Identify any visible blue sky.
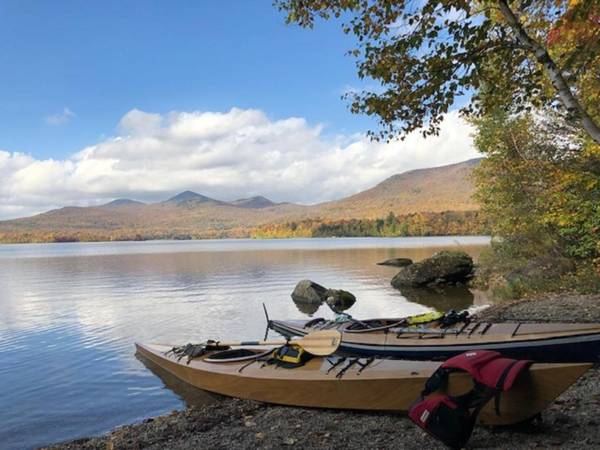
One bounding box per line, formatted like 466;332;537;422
0;1;370;159
0;1;478;219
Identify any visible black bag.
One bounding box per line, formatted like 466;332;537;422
409;395;475;449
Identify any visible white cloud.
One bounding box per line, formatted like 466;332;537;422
45;107;76;126
0;107;480;219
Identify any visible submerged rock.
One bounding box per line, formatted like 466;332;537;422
291;280;328;304
391;250;474;288
325;289;356;312
377;257;413;267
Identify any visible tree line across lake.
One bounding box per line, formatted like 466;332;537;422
251;211;486;239
0;210;486;243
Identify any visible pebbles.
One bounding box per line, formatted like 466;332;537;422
477;293;600;323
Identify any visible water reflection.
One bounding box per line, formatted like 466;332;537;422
292;299;322;315
398;285;475;312
0;237;489;450
136;353;224;408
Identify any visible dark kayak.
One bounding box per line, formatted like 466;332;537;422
269;317;600;362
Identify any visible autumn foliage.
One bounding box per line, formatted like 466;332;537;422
251;211;487;239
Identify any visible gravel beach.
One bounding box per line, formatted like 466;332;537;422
46;293;600;450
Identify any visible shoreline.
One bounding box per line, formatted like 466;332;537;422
46;293;600;450
0;235;491;246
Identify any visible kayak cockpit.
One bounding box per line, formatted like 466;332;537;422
299;317;407;333
204;348;273;363
343;318;407;332
137;343;273;364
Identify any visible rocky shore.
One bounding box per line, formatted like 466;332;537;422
47;293;600;450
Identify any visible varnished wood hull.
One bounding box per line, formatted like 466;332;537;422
270;319;600;362
135;342;591;426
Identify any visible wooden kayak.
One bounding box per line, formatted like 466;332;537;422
135;342;591;426
269;318;600;362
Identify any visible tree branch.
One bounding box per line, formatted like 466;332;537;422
497;0;600;144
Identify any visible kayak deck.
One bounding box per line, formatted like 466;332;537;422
270;319;600;362
136;342;591;426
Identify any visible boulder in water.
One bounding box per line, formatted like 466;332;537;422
391;251;474;288
325;289;356;312
377;257;413;267
291;280;328;304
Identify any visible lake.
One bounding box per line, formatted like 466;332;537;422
0;236;490;450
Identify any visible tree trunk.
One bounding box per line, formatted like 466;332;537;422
497;0;600;145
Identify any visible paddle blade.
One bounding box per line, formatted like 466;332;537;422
298;330;341;356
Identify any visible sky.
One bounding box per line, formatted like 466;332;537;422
0;1;480;219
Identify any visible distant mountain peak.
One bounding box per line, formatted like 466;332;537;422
376;158;482;187
101;198;145;207
231;196;276;208
0;158;481;242
165;191;219;204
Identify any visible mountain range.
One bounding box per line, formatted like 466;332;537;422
0;158;481;242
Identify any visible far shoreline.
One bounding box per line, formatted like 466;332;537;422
0;234;492;247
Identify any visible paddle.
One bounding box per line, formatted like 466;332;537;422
210;329;342;356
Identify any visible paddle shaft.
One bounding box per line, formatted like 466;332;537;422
219;339;289;347
211;330;342;356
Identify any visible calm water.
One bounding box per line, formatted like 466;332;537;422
0;236;490;449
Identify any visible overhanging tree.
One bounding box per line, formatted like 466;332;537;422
275;0;600;144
